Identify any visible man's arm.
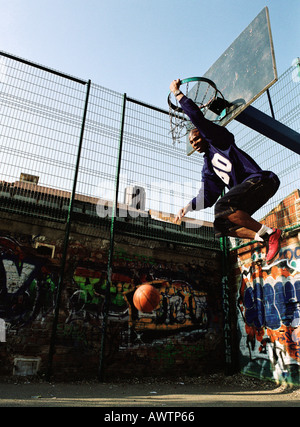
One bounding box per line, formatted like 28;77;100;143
175;202;193;224
170;79;185;102
170;79;234;149
175;177;225;224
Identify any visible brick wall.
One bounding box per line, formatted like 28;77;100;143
230;190;300;385
0;211;224;380
261;190;300;229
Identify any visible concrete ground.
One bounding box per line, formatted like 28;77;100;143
0;374;299;408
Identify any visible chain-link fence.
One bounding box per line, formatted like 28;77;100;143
227;60;300;248
0;51;219;251
0;50;299;379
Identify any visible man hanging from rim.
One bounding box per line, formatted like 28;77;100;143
170;79;282;264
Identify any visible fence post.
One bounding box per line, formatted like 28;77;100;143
98;93;127;382
46;79;92;381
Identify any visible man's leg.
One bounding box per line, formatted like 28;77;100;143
223;209;282;263
214;174;282;263
225;210;262;239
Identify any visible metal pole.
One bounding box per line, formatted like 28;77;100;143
46;80;91;381
98;93;127;382
266;89;276;119
236;105;300;155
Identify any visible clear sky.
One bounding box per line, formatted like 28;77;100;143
0;0;299;110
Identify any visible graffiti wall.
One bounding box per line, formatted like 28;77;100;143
236;235;300;385
0;236;58;327
0;234;224;379
59;246;224;378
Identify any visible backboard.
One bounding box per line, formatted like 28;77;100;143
187;7;277;155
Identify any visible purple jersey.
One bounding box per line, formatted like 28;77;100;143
179;95;277;210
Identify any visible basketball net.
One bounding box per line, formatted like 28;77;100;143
168;77;226;145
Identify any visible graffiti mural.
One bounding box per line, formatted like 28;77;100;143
0;234;223;377
0;235;221;335
0;236;58;327
124;280;208;344
68;255;220;350
237;239;300;384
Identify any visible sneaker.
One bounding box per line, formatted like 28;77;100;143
264;228;282;264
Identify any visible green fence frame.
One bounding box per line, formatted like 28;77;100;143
0;50;298;380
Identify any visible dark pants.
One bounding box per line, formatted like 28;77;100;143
214;173;280;238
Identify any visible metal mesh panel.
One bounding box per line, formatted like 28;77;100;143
68;85;219;249
227;61;300;241
115;96;218;248
75;84;124;197
0;50;299;380
0;52;88;222
0;51;298;249
69;83;124;233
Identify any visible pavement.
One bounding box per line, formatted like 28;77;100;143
0;374;300;408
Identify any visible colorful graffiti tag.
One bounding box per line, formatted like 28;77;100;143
0;237;57;327
237;240;300;384
0;236;222;356
70;264;214;349
125;279;208;337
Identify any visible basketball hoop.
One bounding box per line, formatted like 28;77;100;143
168;77;227;145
